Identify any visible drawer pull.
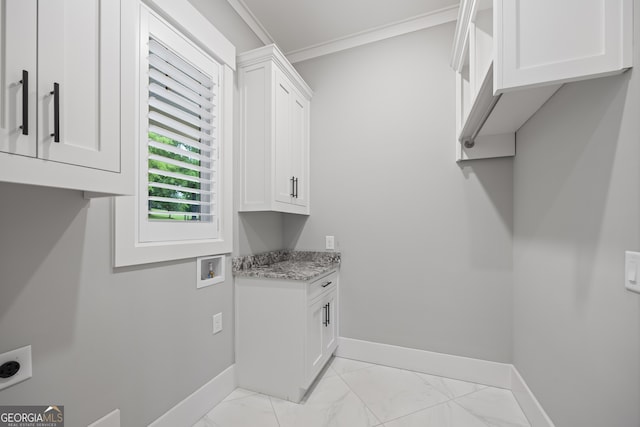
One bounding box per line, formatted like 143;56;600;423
321;281;332;288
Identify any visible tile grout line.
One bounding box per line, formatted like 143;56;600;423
330;363;384;426
337;360;474;425
408;370;457;403
267;396;283;427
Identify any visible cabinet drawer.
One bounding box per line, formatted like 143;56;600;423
308;271;337;303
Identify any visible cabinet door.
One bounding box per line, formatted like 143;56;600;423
0;0;37;157
306;297;325;381
290;91;308;207
37;0;120;172
496;0;632;92
323;292;337;354
274;71;293;204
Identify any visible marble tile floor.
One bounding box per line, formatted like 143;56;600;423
193;357;531;427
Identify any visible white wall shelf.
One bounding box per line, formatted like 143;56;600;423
451;0;633;162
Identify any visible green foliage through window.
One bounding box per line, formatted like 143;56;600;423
148;131;203;221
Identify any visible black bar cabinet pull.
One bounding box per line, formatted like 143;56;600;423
290;177;295;197
327;302;330;325
321;281;332;288
294;177;298;198
323;304;328;327
50;83;60;142
19;70;28;135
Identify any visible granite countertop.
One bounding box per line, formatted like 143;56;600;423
233;250;340;281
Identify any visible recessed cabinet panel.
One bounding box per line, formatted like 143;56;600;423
306;298;325;380
37;0;120;172
291;93;308;207
0;0;37;157
323;293;337;353
497;0;631;92
242;65;268;206
274;73;293;204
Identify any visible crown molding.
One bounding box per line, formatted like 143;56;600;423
285;5;459;64
237;44;313;99
226;0;274;45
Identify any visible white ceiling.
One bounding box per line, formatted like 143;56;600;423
239;0;460;53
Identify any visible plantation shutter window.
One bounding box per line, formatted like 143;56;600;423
139;13;222;243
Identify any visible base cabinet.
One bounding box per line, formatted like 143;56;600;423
236;270;338;402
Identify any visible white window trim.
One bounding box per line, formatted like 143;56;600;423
114;0;234;267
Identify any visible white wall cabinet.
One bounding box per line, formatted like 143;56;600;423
236;270;338;402
238;44;312;215
451;0;632;161
0;0;133;195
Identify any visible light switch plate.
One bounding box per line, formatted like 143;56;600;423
325;236;335;250
213;313;222;334
625;251;640;294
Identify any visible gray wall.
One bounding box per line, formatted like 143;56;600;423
288;23;514;362
0;2;265;426
513;18;640;427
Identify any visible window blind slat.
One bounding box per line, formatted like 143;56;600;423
149;69;214;110
149;196;212;207
149;181;205;195
148;140;211;162
148;153;214;175
148;210;214;219
149;96;214;130
149;110;213;141
149;54;214;98
149;125;214;152
148;168;212;184
149;39;214;88
149;82;211;119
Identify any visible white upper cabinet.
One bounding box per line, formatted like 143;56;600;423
238;44;312;215
0;1;37;158
37;0;120;172
0;0;133;195
451;0;632;161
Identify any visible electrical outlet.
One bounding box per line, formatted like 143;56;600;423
325;236;335;250
213;313;222;334
0;345;32;391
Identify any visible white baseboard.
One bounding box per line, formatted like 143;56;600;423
88;409;120;427
149;364;236;427
511;366;556;427
336;337;512;389
336;337;555;427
